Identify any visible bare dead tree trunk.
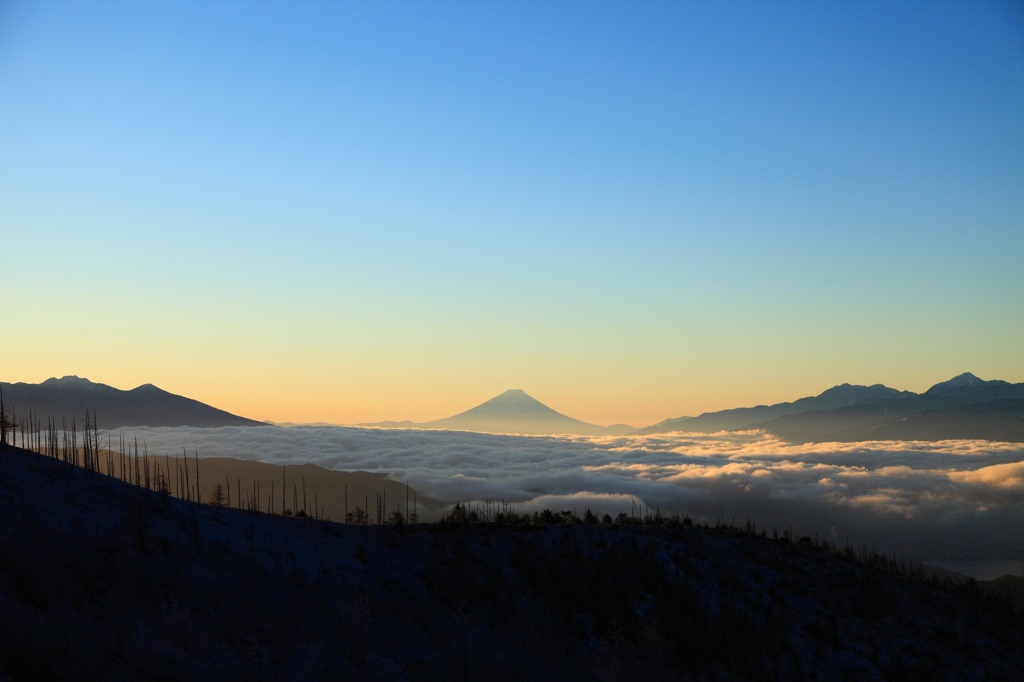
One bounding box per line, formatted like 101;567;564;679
71;419;78;467
83;410;91;471
183;448;190;502
193;448;200;504
0;384;7;446
144;443;150;491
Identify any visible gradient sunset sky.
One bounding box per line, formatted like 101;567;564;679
2;1;1022;427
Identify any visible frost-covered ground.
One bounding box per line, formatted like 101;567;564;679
2;441;1023;681
109;425;1024;562
6;440;1024;679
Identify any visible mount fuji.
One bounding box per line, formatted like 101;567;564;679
366;389;633;436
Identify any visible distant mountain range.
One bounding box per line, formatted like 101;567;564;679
362;388;635;436
638;373;1024;443
4;373;1021;442
635;383;916;435
0;376;264;430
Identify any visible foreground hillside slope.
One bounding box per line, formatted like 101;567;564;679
1;444;1022;680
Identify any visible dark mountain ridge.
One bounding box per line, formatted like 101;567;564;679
757;374;1024;442
635;382;915;435
0;375;264;429
1;442;1021;680
638;373;1024;442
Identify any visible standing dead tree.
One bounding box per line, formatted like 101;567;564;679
0;385;12;446
208;483;227;507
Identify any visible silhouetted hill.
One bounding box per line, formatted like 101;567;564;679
0;376;264;429
988;574;1024;613
758;404;911;443
353;419;418;429
101;452;445;521
1;443;1022;680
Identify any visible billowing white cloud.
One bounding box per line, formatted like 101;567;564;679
111;425;1024;560
950;461;1024;488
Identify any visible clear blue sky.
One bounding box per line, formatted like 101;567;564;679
2;1;1022;425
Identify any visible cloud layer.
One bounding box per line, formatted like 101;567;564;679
114;425;1024;560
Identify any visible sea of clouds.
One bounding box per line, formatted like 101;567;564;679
113;425;1024;561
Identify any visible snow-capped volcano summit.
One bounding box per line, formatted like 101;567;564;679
422;389;613;435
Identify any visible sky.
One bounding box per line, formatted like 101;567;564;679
2;1;1022;427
